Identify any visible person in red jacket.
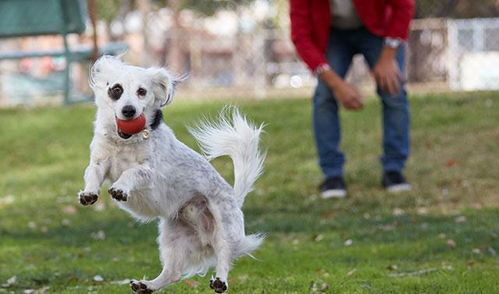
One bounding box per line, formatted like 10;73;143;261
290;0;415;198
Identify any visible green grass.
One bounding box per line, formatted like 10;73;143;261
0;92;498;293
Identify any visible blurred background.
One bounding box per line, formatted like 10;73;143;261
0;0;498;106
1;2;498;293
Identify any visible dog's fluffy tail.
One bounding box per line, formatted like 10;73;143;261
189;106;265;207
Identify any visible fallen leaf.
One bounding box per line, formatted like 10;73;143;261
387;264;398;271
314;234;324;242
62;205;77;215
442;264;454;271
237;274;249;282
388;268;438;278
445;160;458;167
94;202;106;211
416;207;429;215
111;279;131;285
0;195;15;208
184;280;200;287
2;276;17;288
346;268;356;276
320;213;335;220
93;275;104;282
28;222;37;229
8;276;17;284
91;231;106;240
393;208;404;216
309;280;329;293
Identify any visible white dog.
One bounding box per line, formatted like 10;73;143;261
79;56;265;293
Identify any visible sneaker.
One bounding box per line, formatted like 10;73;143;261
319;176;346;199
382;171;412;192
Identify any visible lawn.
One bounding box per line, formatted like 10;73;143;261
0;91;498;293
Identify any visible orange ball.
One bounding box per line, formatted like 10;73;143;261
116;114;146;134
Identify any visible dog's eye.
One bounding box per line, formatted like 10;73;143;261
108;84;123;100
137;87;147;96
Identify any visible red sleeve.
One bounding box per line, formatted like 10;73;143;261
385;0;415;40
289;0;328;72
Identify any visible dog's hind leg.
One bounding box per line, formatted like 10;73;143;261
130;219;198;293
208;199;246;293
210;237;231;293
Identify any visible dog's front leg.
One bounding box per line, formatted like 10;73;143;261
79;161;108;206
108;164;152;202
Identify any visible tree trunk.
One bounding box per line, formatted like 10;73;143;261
164;0;184;73
137;0;152;66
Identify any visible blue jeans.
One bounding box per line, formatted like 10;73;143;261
313;27;410;178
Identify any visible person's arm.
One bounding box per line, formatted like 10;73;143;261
290;0;362;109
289;0;327;72
385;0;415;40
373;0;415;96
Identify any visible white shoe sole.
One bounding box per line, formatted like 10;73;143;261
387;183;412;193
321;189;347;199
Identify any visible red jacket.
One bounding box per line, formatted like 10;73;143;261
290;0;415;72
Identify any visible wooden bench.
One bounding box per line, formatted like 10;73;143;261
0;0;128;104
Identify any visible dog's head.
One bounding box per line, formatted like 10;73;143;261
90;56;182;137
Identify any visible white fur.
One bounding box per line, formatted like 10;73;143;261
79;56;265;293
188;106;265;207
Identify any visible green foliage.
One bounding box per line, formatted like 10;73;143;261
0;92;498;293
416;0;499;19
150;0;253;16
180;0;252;16
96;0;125;22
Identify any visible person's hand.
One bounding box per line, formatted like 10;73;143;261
319;67;363;110
373;47;402;96
330;80;363;110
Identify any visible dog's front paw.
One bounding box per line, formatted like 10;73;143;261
130;280;153;294
108;187;128;202
210;277;228;293
79;191;98;206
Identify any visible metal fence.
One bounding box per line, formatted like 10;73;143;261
0;0;498;106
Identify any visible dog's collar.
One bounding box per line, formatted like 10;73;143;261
115;109;163;142
150;109;163;131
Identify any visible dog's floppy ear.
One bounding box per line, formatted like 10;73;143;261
90;55;125;89
148;68;187;107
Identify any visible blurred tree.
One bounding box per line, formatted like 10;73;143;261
96;0;132;40
152;0;257;72
153;0;252;16
416;0;499;19
96;0;122;22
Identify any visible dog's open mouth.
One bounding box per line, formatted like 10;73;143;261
117;130;133;139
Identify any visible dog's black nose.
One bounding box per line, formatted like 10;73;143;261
122;105;136;118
